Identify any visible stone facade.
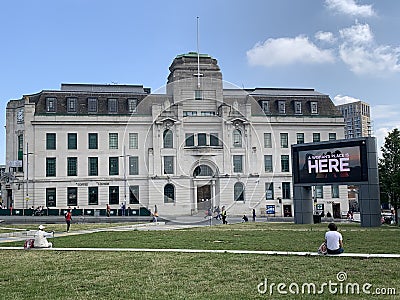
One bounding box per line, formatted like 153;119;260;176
4;52;347;217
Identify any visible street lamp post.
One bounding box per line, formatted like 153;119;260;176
25;143;34;210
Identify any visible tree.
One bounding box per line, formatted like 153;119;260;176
379;128;400;225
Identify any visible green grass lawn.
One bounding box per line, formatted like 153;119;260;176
1;222;399;300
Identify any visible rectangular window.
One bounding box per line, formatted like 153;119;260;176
67;98;77;113
201;111;215;116
164;156;174;174
46;158;56;177
109;186;119;205
67;157;77;176
46;188;56;207
109;133;118;149
233;130;242;147
185;133;195;146
198;133;207;146
261;100;270;114
233;155;243;173
46;97;56;112
109;157;119;175
210;133;219;146
183;111;197;117
88;187;98;205
67;187;78;207
278;100;286;114
264;155;273;172
46;133;56;150
264;133;272;148
129;133;138;149
68;133;77;150
129;156;139;175
311;101;318;114
88;157;98;176
313;133;321;142
295;101;302;114
331;185;339;198
88;133;98;149
329;133;337;141
128;98;138;113
18;135;23;171
296;133;304;144
316;186;323;198
108;98;118;113
280;133;288;148
129;185;139;204
266;182;274;200
282;182;291;199
195;90;202;100
281;155;290;172
88;98;98;113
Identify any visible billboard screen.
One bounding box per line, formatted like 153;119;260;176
292;139;369;184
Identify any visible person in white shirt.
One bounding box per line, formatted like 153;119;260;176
34;225;53;248
325;223;344;254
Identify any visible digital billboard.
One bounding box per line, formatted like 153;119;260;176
292;139;369;184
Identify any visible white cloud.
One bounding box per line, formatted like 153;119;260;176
247;35;335;67
371;104;400;121
333;94;361;105
339;23;373;45
315;31;336;44
338;23;400;75
325;0;376;17
369;105;400;156
339;43;400;75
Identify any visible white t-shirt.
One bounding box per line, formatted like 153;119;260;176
34;230;53;248
325;231;343;250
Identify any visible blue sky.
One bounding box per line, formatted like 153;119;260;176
1;0;400;164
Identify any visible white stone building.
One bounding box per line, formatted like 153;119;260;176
5;52;347;217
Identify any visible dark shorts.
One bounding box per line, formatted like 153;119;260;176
327;248;344;254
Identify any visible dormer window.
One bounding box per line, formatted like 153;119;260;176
278;101;286;114
311;101;318;114
108;98;118;113
260;100;270;114
128;98;138;113
67;98;77;113
295;101;302;114
88;98;98;113
46;97;56;112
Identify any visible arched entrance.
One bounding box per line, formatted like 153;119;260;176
192;163;218;214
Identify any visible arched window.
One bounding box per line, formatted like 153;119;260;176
234;182;245;201
233;129;242;147
193;165;214;177
163;129;173;148
164;184;175;203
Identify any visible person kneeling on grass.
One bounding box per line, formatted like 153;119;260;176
34;225;54;248
325;222;344;254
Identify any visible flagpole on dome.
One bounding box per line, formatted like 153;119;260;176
196;16;200;89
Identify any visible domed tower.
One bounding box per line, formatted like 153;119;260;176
166;52;223;110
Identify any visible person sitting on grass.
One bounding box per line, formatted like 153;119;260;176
34;225;53;248
325;222;344;254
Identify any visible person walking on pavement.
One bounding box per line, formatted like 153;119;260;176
252;208;256;222
106;204;111;217
221;206;227;224
65;209;72;232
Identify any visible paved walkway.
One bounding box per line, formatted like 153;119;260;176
0;246;399;258
0;222;199;243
